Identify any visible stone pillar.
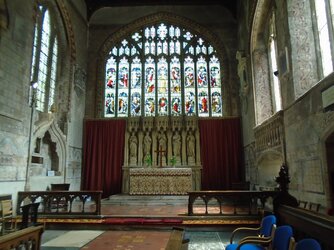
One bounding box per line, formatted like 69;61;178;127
152;131;157;166
181;130;187;166
252;47;272;124
167;130;173;166
138;131;143;166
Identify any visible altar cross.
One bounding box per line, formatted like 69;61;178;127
155;145;166;167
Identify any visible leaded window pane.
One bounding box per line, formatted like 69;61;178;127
104;22;223;118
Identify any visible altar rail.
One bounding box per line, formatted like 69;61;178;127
0;225;44;250
188;190;278;216
16;191;102;216
277;205;334;250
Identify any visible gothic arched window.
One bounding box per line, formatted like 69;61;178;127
268;12;282;112
104;23;222;118
30;4;59;112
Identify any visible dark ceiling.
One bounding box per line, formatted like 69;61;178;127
85;0;237;20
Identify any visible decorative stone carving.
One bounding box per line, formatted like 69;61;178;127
172;132;181;164
186;132;196;164
122;116;202;193
288;0;318;98
74;65;87;96
129;133;138;165
236;51;249;114
252;47;273;124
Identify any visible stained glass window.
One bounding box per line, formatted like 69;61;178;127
104;22;223;117
30;5;59;113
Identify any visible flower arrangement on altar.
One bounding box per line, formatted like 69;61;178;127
144;154;152;167
169;156;177;167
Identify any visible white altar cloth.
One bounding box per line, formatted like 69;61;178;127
129;168;192;195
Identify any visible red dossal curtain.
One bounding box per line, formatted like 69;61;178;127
199;118;243;190
82;119;126;198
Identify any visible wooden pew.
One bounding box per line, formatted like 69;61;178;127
0;225;44;250
277;205;334;250
166;227;189;250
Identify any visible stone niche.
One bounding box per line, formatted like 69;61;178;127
122;116;202;193
29;113;67;189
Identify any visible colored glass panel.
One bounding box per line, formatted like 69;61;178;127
210;56;221;87
118;58;129;88
106;57;116;89
197;56;208;87
131;57;141;89
131;92;141;116
184;57;195;87
170;57;181;93
118;91;128;117
185;90;196;116
145;97;155;116
145;57;155;116
198;90;209;117
105;90;115;117
157;57;168;115
211;90;222;116
104;22;223;118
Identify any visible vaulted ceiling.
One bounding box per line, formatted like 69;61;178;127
84;0;237;20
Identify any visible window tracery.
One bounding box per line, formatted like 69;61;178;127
104;22;223;118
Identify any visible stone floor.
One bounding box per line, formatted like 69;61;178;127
40;228;246;250
40;195;253;249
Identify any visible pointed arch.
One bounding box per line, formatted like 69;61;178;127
95;12;230;118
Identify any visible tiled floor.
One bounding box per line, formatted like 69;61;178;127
41;229;243;250
40;195;252;249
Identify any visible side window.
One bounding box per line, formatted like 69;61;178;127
30;5;58;112
268;12;282;112
313;0;334;78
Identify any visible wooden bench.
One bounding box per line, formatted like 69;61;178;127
165;227;189;250
0;195;16;235
0;225;44;250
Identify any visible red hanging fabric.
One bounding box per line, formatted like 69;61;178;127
199;118;243;190
82;119;126;198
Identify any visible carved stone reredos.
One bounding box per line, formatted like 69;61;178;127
155;116;169;132
171;116;184;131
128;117;140;132
142;117;154;132
185;116;198;131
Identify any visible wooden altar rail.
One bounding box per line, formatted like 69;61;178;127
277;205;334;250
16;191;102;216
187;190;278;216
0;225;44;250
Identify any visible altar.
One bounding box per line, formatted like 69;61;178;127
129;168;192;195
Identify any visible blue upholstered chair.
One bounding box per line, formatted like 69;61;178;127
228;215;276;246
294;238;321;250
226;225;293;250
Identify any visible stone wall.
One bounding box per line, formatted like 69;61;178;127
238;0;334;209
0;0;87;199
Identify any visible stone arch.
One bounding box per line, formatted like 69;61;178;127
256;149;283;189
32;0;76;128
95;11;230;117
320;112;334;208
250;0;274;125
33;114;67;176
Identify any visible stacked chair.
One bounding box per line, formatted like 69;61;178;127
226;215;277;250
291;238;322;250
225;213;322;250
226;224;293;250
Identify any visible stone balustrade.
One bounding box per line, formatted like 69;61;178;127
254;111;284;153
